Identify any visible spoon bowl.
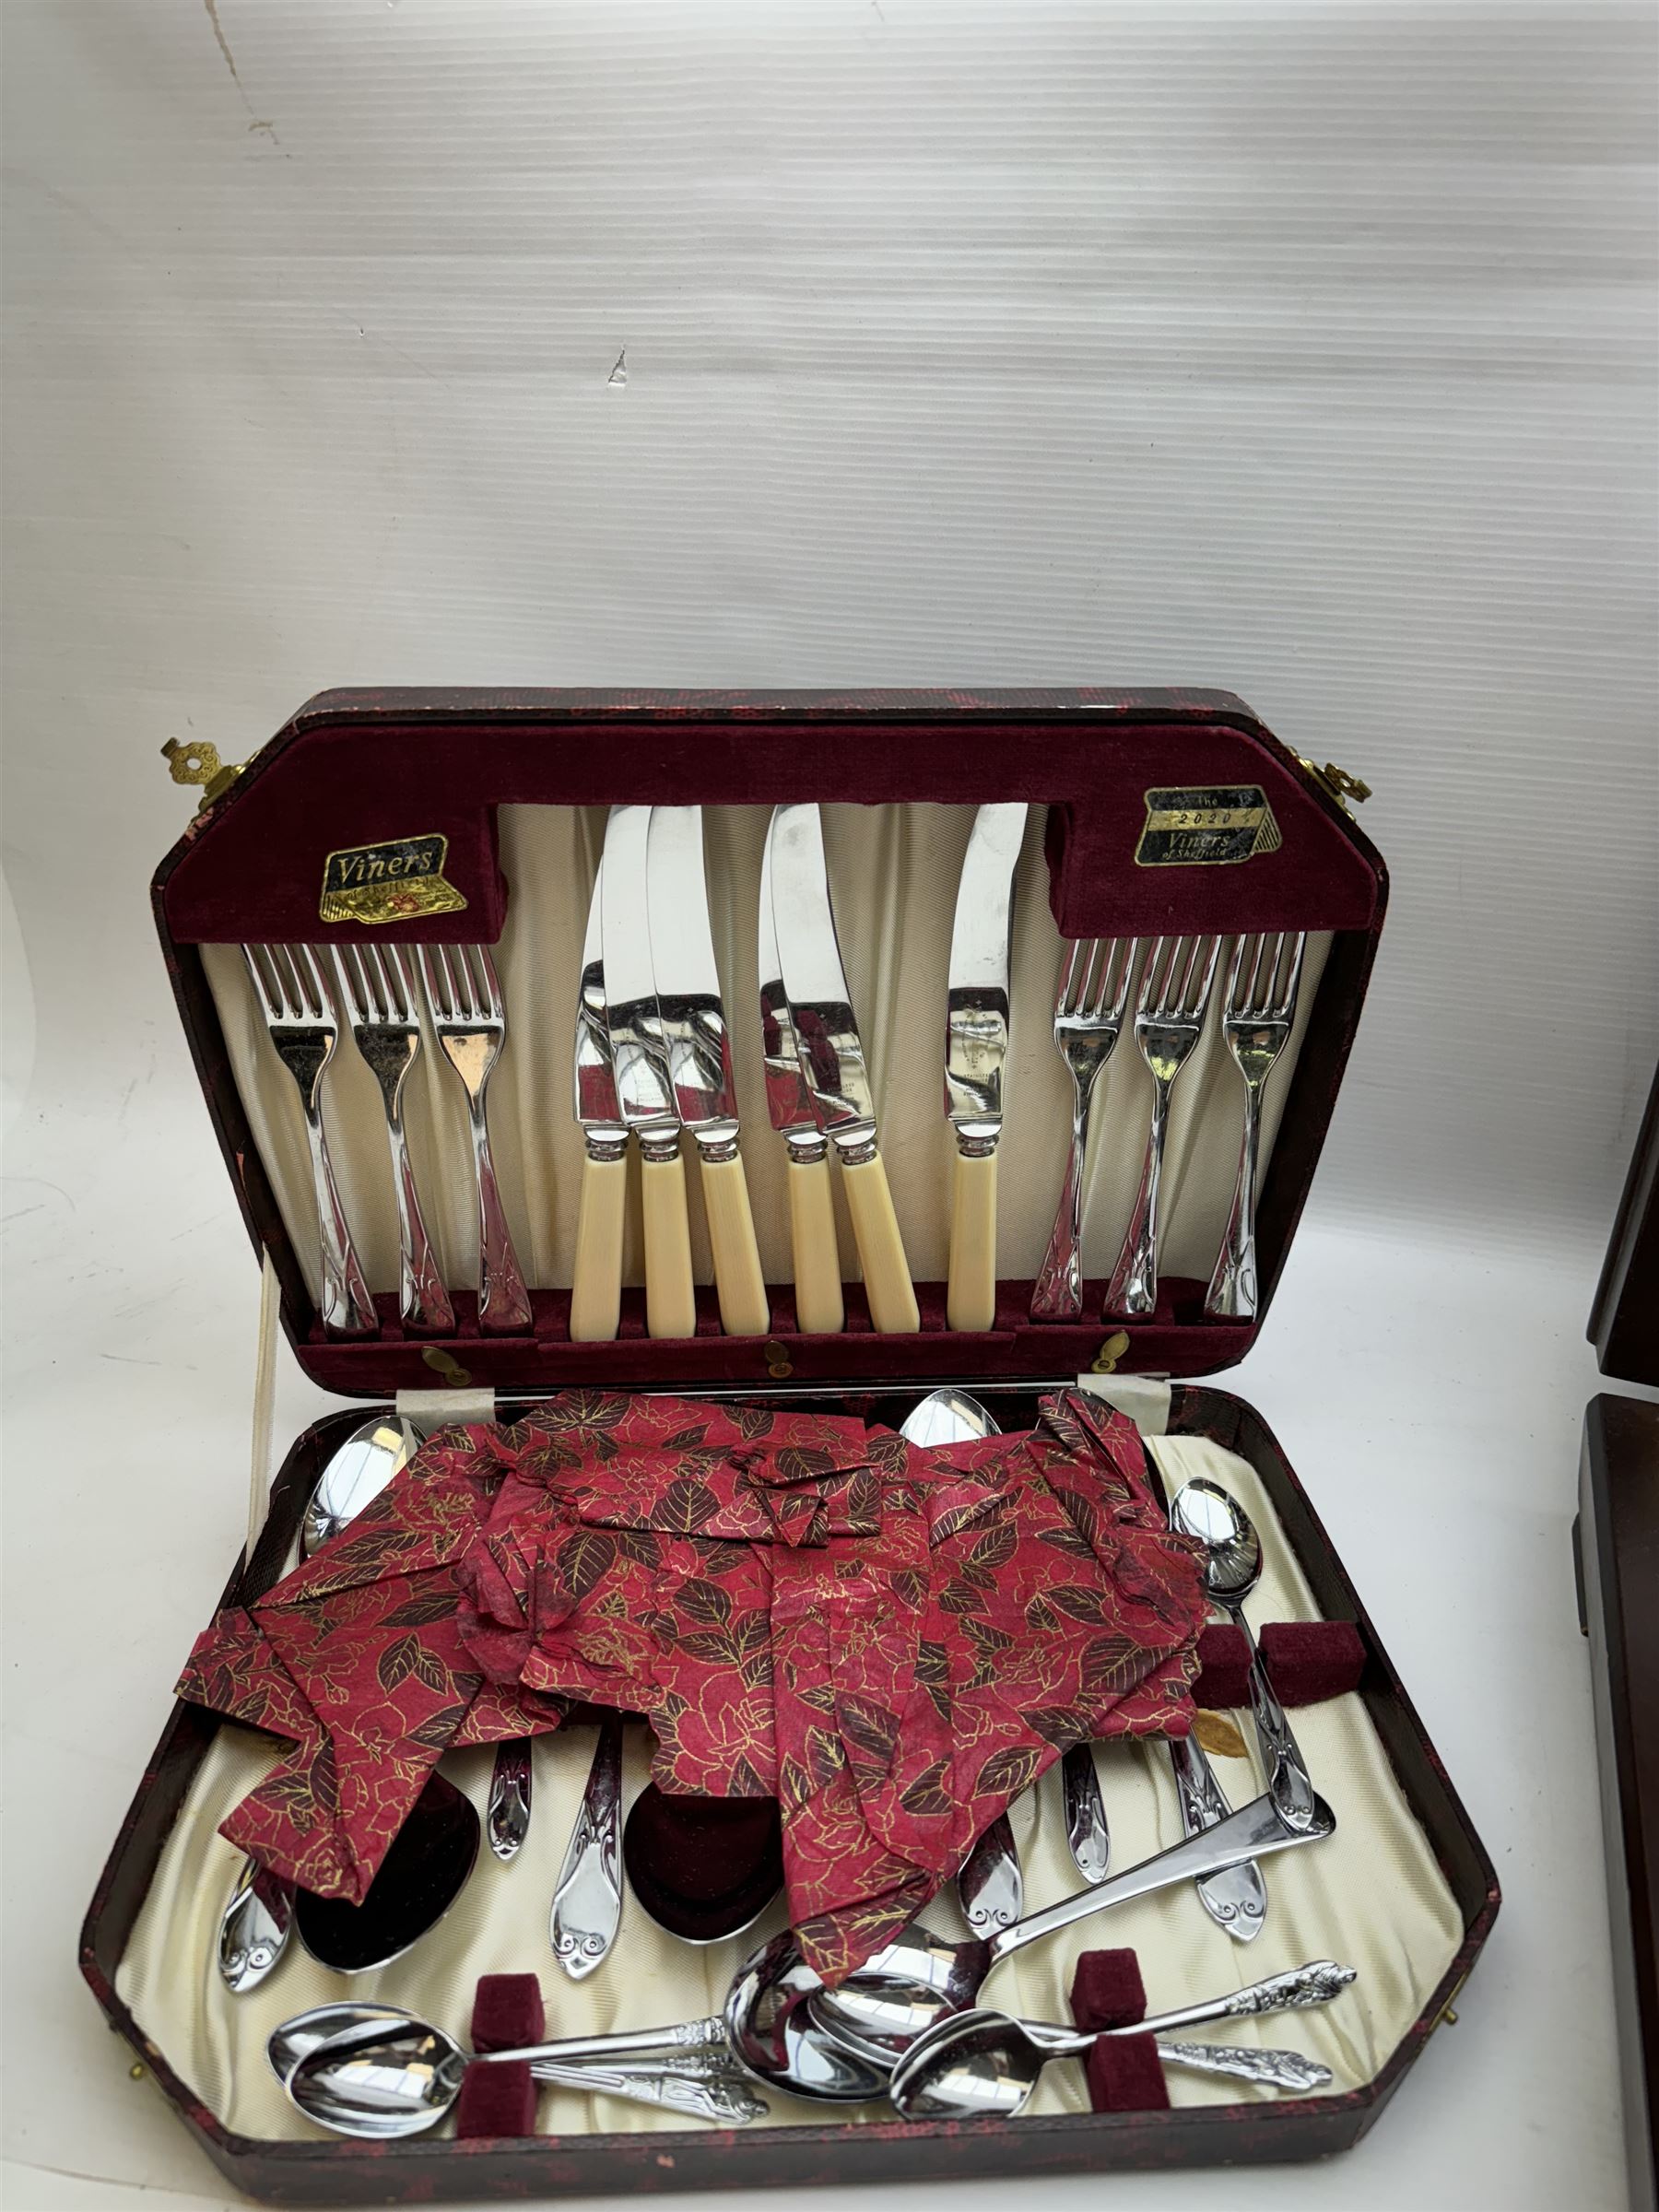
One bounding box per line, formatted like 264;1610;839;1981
1169;1477;1263;1606
267;2002;419;2087
294;1770;479;1973
302;1416;412;1558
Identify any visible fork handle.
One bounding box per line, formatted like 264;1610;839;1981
300;1098;378;1335
384;1103;454;1335
465;1097;532;1333
1105;1073;1171;1319
1031;1060;1105;1322
1205;1070;1266;1318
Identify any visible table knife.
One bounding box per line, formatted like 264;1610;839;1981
570;857;629;1343
647;806;770;1337
944;802;1028;1330
767;803;919;1335
759;817;843;1334
599;806;696;1340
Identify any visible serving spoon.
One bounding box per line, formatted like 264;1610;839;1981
889;2008;1334;2117
1170;1477;1317;1831
730;1785;1335;2101
285;2010;769;2135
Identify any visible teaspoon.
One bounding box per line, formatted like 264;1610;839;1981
287;2011;768;2135
1170;1478;1317;1831
889;2006;1335;2119
725;1786;1335;2100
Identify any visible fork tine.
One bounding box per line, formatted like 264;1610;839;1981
474;943;505;1022
1055;939;1085;1017
1078;939;1111;1020
1191;934;1222;1014
292;945;335;1022
271;945;307;1018
370;942;408;1025
1275;930;1307;1019
1139;936;1169;1014
1112;935;1140;1017
242;944;281;1020
333;942;364;1023
1223;935;1249;1017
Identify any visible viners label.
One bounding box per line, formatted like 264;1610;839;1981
1135;785;1282;867
319;833;467;924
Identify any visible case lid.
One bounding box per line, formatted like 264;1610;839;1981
153;687;1385;1398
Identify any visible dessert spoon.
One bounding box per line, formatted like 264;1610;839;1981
725;1785;1335;2101
286;2011;768;2135
1170;1478;1317;1830
889;2009;1333;2117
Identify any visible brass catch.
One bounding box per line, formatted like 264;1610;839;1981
1091;1330;1131;1374
1297;754;1372;813
764;1342;794;1380
161;737;246;813
420;1346;475;1388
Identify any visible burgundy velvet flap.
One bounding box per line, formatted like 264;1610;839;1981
158;688;1383;947
456;1972;543;2141
1192;1618;1366;1708
1071;1948;1169;2114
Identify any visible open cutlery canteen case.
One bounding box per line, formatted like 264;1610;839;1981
83;687;1499;2204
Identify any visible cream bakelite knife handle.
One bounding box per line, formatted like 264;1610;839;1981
570;1147;628;1343
947;1147;998;1333
841;1153;920;1335
697;1150;771;1337
641;1145;697;1340
787;1150;844;1335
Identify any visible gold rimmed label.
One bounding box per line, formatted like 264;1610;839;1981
1135;785;1282;867
319;833;467;925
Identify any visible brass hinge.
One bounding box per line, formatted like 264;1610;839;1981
160;737;246;813
1296;754;1372;814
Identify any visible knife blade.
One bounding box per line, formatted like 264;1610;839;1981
944;801;1028;1329
570;857;629;1343
646;806;770;1337
759;814;843;1335
767;802;919;1335
599;806;695;1340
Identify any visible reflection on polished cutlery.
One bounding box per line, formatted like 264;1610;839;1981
331;942;453;1335
888;1978;1345;2119
649;806;770;1336
732;1786;1337;2100
417;943;532;1334
241;944;377;1336
758;818;842;1333
1206;931;1307;1318
293;1770;480;1974
549;1712;624;1978
602;806;696;1339
1145;1444;1266;1940
570;858;628;1343
301;1415;412;1559
1030;937;1137;1322
898;1390;1023;1935
285;2011;767;2136
944;803;1028;1331
1172;1478;1318;1832
769;804;919;1335
1105;934;1223;1320
218;1857;294;1995
488;1737;533;1863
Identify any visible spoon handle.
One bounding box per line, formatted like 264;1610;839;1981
528;2058;768;2124
483;2015;730;2067
985;1789;1333;1968
1021;1959;1357;2053
1156;2039;1331;2094
1228;1601;1319;1831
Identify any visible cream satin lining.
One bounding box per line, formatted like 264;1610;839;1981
115;1432;1464;2144
198;806;1331;1306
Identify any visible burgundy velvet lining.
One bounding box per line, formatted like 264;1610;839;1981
291;1278;1255;1396
455;1972;543;2140
158;690;1384;949
1193;1620;1366;1708
1069;1948;1168;2114
620;1787;783;1943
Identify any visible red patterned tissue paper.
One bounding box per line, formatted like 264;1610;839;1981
176;1390;1206;1978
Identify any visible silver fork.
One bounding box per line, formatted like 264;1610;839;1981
1104;935;1222;1319
416;943;533;1334
1030;938;1138;1322
332;943;455;1336
1205;932;1307;1319
241;944;378;1337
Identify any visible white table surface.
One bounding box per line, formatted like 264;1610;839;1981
3;1;1654;2206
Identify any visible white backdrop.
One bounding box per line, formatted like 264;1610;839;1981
3;4;1655;2209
